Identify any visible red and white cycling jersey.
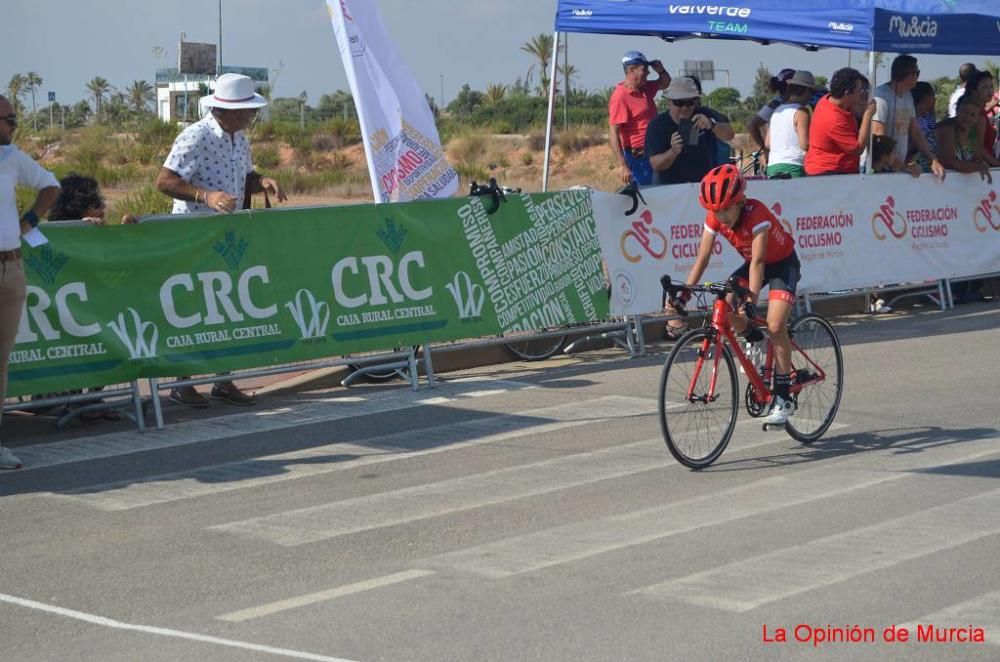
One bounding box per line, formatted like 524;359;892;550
704;198;795;264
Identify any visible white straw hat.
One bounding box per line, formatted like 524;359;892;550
203;73;267;110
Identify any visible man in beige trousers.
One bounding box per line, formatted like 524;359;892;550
0;95;60;469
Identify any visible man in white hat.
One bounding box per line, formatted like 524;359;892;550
608;51;671;185
155;73;287;408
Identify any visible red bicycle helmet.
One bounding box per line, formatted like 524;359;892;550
698;164;746;211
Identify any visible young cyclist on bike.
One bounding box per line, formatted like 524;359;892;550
680;163;801;425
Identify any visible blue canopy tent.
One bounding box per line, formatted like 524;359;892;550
542;0;1000;188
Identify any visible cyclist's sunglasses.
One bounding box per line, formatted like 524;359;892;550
0;114;16;128
670;98;698;108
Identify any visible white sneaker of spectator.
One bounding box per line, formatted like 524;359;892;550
869;297;892;314
0;445;22;470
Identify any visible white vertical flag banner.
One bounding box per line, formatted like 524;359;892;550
326;0;458;203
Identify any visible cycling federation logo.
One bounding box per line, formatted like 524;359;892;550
871;196;908;240
620;209;667;263
973;191;1000;232
872;195;956;241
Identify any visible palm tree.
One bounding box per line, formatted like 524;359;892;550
126;79;154;114
484;83;507;105
521;33;554;97
6;74;26;115
557;63;579;98
24;72;42;131
86;76;111;122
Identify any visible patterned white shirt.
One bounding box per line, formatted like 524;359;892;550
0;145;59;250
163;113;254;215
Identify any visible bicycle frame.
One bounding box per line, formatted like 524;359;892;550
687;295;828;407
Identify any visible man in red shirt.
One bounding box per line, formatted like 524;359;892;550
608;51;671;185
682;164;801;425
804;68;876;175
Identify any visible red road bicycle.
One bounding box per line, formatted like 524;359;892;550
658;276;844;469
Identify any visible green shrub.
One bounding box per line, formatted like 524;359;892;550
136;117;179;147
555;125;605;152
254;145;281;169
109;184;172;222
521;151;534;166
321;117;361;148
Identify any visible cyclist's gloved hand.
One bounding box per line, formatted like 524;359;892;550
743;301;757;320
677;288;692;305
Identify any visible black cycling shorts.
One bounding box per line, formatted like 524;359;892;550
730;252;801;302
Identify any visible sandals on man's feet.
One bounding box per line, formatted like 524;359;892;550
664;324;690;341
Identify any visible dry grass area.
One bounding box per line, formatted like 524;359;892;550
28;125;754;214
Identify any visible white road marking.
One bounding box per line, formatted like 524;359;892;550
0;592;357;662
55;395;656;511
13;377;535;472
421;428;994;579
217;570;436;623
900;590;1000;647
631;487;1000;612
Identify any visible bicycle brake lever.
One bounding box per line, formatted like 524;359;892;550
616;181;642;216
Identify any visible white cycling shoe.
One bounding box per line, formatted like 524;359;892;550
763;395;796;426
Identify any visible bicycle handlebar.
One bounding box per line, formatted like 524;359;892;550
660;275;753;313
616;180;646;216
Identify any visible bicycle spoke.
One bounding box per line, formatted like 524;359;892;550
786;315;843;442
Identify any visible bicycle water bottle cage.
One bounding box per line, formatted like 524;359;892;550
616;180;646;216
469;177;506;215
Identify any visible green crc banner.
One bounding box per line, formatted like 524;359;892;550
9;190;608;396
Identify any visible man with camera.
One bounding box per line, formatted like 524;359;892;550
645;76;734;186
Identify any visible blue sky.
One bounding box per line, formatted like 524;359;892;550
3;1;987;109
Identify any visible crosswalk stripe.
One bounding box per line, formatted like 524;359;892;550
216;570;436;623
12;377;535;472
631;487;1000;612
899;590;1000;647
56;396;658;511
419;430;998;579
209;399;664;546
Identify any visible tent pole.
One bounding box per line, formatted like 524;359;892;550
864;50;877;173
542;31;560;192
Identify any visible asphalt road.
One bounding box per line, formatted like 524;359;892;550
2;301;999;662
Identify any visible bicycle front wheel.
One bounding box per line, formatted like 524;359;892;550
786;314;843;443
658;329;738;469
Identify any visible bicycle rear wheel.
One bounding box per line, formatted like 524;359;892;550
503;331;568;361
658;329;738;469
786;314;843;443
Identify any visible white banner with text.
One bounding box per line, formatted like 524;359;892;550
591;171;1000;316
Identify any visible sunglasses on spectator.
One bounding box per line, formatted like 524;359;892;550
0;114;16;127
670;98;698;108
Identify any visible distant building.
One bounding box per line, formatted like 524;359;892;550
155;66;269;124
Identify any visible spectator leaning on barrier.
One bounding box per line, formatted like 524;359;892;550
0;94;60;470
33;174;138;422
764;70;816;179
608;51;671;186
155;73;287;409
910;82;938;174
869;55;945;180
934;94;994;182
948;63;978;118
645;76;735;187
804;68;876;176
963;70;1000;166
746;68;795;169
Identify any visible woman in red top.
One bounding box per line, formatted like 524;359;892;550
681;164;801;425
804;67;877;175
